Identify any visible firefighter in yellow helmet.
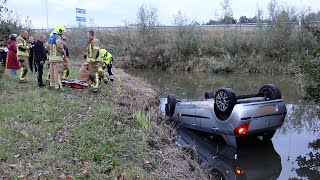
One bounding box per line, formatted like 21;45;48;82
48;24;66;89
86;30;103;92
16;30;30;83
99;49;114;82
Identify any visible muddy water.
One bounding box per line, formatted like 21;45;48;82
127;70;320;179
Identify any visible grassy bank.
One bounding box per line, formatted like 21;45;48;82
0;63;208;179
63;24;316;75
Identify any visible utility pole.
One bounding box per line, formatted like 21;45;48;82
46;0;49;32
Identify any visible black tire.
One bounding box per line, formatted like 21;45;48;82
214;88;237;114
165;94;177;117
259;84;281;100
205;91;214;99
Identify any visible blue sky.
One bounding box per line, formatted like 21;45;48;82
5;0;320;28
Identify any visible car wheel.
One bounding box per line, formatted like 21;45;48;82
165;94;177;117
262;130;276;141
214;88;237;114
205;91;214;99
259;84;281;100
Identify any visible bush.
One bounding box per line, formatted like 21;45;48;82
301;59;320;103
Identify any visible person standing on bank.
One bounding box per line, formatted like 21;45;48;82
33;34;47;87
48;25;65;90
86;30;102;92
16;30;30;83
5;34;20;75
28;36;36;75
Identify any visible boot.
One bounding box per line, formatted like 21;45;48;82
19;78;27;83
102;77;109;84
89;75;95;83
19;69;28;83
109;75;114;82
62;69;69;80
46;72;50;84
38;76;45;87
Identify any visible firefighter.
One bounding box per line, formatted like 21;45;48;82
46;31;56;84
61;36;69;80
48;25;65;89
86;30;101;92
99;49;114;82
16;30;30;83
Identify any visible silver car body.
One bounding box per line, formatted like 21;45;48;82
172;97;287;147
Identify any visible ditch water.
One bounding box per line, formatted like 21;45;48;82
127;69;320;180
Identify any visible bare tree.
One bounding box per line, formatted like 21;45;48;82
220;0;233;18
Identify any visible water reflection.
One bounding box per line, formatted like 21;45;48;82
281;105;320;134
127;69;306;104
289;139;320;180
177;127;282;180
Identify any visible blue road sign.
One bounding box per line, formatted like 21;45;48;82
76;8;86;14
76;16;86;22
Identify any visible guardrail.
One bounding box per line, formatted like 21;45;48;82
33;21;319;32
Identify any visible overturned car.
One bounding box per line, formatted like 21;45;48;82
165;84;287;147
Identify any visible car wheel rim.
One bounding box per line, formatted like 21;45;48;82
216;91;229;111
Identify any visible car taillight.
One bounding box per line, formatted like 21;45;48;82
234;124;249;135
235;167;245;175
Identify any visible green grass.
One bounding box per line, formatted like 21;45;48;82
0;64;152;179
134;110;150;131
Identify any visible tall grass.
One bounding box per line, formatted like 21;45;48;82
62;4;319;74
134;110;150;131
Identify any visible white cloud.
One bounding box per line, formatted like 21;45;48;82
11;0;41;6
5;0;320;28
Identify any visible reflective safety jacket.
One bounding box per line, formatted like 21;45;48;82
48;34;64;61
86;38;100;62
102;51;113;65
16;36;29;58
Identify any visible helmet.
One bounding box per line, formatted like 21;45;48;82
54;24;65;35
9;34;18;40
99;49;107;58
50;30;57;36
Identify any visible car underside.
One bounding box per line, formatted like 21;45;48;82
165;84;287;147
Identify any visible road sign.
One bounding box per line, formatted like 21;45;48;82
76;8;86;14
76;16;86;22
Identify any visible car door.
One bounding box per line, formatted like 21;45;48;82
176;104;197;129
195;104;221;133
